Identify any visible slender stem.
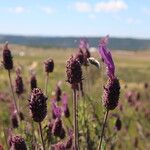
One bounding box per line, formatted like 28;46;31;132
98;110;109;150
76;90;79;147
73;89;78;150
3;126;8;150
17;95;20;113
45;72;49;96
8;70;19;116
39;122;45;150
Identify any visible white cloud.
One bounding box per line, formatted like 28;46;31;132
74;2;92;13
126;18;141;24
143;8;150;16
40;6;54;14
94;0;128;13
8;6;27;14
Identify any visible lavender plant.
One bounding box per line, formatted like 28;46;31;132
97;35;120;150
2;42;19;118
44;58;54;96
66;55;83;149
28;88;47;150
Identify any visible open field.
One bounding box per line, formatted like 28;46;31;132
0;45;150;150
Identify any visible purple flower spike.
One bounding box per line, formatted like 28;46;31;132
52;99;62;119
79;38;89;50
62;93;70;118
98;35;115;79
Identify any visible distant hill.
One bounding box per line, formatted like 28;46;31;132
0;34;150;50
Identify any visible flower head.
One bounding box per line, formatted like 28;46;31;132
52;118;66;139
74;49;84;65
115;117;122;131
19;111;24;121
2;42;13;70
98;35;115;79
15;69;24;95
55;84;62;102
29;88;47;122
66;56;82;89
10;135;27;150
44;58;54;73
103;78;120;110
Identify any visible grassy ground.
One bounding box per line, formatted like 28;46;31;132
0;45;150;149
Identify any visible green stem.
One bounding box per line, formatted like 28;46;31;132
39;122;45;150
73;89;78;150
3;125;8;150
8;70;19;117
98;110;109;150
45;73;49;96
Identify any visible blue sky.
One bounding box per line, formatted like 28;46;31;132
0;0;150;38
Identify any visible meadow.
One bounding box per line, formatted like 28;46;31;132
0;44;150;150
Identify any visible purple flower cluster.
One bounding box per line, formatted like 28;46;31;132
98;35;115;79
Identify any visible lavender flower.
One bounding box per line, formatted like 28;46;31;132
78;38;91;66
62;93;70;118
66;56;82;89
103;78;120;110
65;130;73;149
51;99;62;119
30;74;37;91
2;42;13;70
79;38;89;51
28;88;47;122
74;49;84;65
115;117;122;131
11;111;19;128
55;85;62;102
10;135;27;150
19;111;24;121
44;58;54;73
47;120;53;140
15;73;24;95
52;118;66;139
98;35;115;79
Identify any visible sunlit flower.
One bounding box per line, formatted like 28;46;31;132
98;35;115;79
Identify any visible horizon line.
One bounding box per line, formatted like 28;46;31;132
0;33;150;40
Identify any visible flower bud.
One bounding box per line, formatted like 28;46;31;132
15;75;24;95
30;74;37;91
2;42;13;70
115;117;122;131
44;58;54;73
